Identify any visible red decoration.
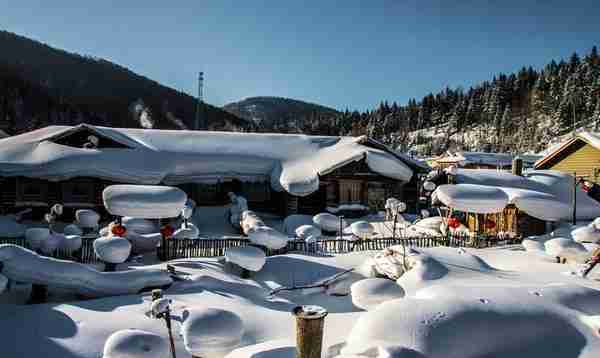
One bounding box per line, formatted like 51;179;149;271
447;217;461;229
111;224;127;237
485;219;496;230
160;225;175;238
582;182;592;192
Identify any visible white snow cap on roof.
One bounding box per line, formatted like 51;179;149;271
435;184;509;214
0;125;415;197
103;185;187;218
439;151;541;167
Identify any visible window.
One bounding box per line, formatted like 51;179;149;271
62;179;94;205
339;180;363;204
16;179;48;206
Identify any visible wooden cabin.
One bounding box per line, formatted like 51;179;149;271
433;151;540;171
535;132;600;184
465;206;546;238
0;124;427;219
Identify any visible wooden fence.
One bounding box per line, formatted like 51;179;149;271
157;233;519;261
0;236;100;264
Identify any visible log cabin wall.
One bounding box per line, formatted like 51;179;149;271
466;205;546;237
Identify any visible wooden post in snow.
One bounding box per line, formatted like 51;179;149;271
292;305;328;358
511;157;523;176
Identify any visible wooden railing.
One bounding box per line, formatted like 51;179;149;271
0;235;100;264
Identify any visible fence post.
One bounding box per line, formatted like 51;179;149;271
292;305;328;358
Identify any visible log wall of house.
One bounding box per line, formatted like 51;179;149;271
546;142;600;184
467;205;546;237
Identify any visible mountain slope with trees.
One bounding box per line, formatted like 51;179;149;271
0;30;251;135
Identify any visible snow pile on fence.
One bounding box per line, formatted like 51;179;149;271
103;329;169;358
350;221;375;240
225;246;266;272
0;124;415;198
122;217;158;235
75;209;100;229
282;214;313;236
172;223;200;240
63;223;83;236
0;244;171;297
240;211;265;235
103;185;187;219
247;226;289;250
295;225;322;243
93;236;132;264
313;213;347;233
181;308;244;357
125;231;161;253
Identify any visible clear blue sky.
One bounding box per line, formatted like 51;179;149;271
0;0;598;110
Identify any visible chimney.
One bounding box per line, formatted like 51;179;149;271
512;157;523;176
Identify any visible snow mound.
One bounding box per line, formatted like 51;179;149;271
247;226;289;250
341;296;590;358
25;227;49;251
173;223;200;240
103;329;169;358
225;246;266;272
572;224;600;243
522;237;546;252
61;234;82;253
125;231;161;254
313;213;347;233
414;217;444;231
103;185;187;218
544;238;588;260
0;215;25;238
295;224;322;241
434;184;508;213
40;232;65;255
505;188;571;221
283;214;313;236
225;339;295;358
181;308;244;357
122;217;158;235
350;278;405;311
76;209;100;228
0;244;172;297
241;211;266;235
351;221;376;239
63;223;83;236
150;297;172;317
93;236;132;264
0;273;7;294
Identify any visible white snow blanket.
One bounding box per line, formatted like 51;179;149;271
225;339;295;358
0;244;172;297
181;308;244;357
247;226;289;250
434;184;509;213
0;124;414;197
313;213;347;232
350;221;375;239
122;217;158;235
103;185;187;219
75;209;100;228
0;216;25;238
295;225;322;242
225;246;266;272
544;238;588;261
414;216;444;231
93;236;132;264
572;223;600;243
103;329;169;358
63;223;83;236
350;278;405;311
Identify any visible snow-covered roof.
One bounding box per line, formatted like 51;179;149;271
0;124;416;197
435;169;600;221
435;151;541;168
536;131;600;169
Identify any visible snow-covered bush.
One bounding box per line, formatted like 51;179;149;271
295;224;322;242
240;210;265;235
63;223;83;236
103;329;169;358
225;246;266;272
25;228;49;251
414;216;443;231
181;308;244;358
173;222;200;240
313;213;347;233
93;236;132;264
350;221;375;239
76;209;100;229
247;225;289;249
61;235;82;253
350;278;405;311
125;231;161;254
282;214;313;236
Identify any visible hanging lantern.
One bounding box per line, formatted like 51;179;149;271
111;223;127;237
447;217;461;229
160;225;175;238
582;181;592;192
485;219;496;230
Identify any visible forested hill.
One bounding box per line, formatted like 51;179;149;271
223;96;340;133
238;47;599;156
0;30;251;134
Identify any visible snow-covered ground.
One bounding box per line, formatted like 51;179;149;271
2;244;600;358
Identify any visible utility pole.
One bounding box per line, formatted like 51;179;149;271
195;72;204;130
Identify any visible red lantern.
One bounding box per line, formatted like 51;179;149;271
485;219;496;230
447;217;461;229
160;225;175;238
111;223;127;237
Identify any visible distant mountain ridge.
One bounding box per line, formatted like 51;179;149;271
0;30;251;134
223;96;339;132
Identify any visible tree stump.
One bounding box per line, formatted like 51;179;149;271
292;305;328;358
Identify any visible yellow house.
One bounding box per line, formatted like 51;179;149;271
535;132;600;183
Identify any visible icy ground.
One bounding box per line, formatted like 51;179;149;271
2;245;600;358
